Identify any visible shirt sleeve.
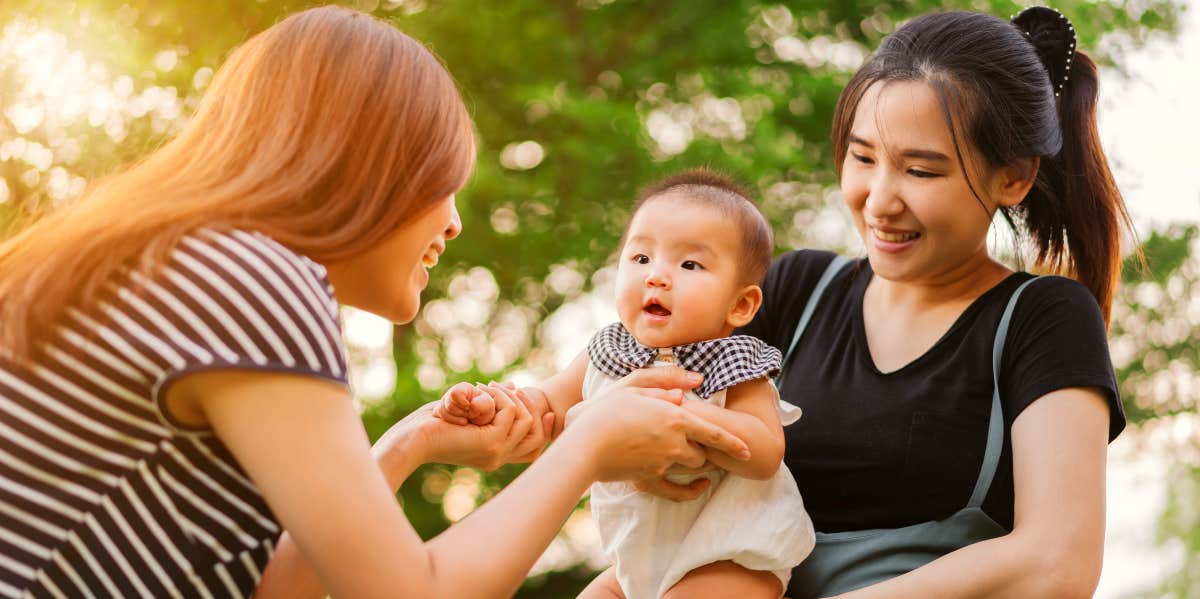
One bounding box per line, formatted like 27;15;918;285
142;229;350;431
999;275;1124;440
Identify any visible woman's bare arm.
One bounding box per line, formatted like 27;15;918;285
834;387;1110;599
179;366;745;598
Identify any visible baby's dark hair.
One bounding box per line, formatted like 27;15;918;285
624;168;773;285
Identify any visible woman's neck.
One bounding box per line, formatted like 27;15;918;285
867;252;1013;312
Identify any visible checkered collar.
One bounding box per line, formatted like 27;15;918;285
586;322;782;399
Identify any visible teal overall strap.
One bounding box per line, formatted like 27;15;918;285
776;255;852;388
967;276;1041;509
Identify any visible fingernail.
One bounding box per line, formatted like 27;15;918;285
739;448;751;460
686;372;703;383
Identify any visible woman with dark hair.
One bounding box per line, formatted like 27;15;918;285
0;6;750;598
729;7;1129;597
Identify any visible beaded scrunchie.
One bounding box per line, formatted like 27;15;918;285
1011;6;1077;97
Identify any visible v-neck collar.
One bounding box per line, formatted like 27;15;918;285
851;260;1023;376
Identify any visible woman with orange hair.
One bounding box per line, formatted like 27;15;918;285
0;7;748;598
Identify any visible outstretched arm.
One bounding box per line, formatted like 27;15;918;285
182;366;744;598
519;350;590;440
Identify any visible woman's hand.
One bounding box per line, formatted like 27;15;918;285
631;475;712;501
373;383;552;475
561;366;751;482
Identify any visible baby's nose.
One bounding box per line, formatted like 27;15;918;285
645;270;670;288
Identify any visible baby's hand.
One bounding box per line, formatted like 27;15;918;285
433;382;497;426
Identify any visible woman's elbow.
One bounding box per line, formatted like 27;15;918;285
1031;546;1102;599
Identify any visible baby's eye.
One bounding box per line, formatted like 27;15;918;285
681;260;703;271
632;254;650;264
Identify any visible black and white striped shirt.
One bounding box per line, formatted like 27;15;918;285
0;229;349;598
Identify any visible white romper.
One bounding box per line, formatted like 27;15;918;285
584;347;815;599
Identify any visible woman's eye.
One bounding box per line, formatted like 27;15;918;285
852;153;874;165
633;254;650;264
681;260;703;271
908;169;940;179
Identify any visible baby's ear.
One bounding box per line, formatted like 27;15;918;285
726;284;763;328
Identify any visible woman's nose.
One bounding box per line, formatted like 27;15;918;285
864;173;905;219
444;200;463;241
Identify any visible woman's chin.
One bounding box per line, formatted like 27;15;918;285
394;296;422;325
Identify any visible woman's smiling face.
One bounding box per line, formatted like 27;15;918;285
840;80;1010;284
325;194;462;325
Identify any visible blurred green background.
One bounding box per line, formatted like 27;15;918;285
1;1;1197;596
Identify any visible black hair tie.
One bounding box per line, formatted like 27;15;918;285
1011;6;1077;97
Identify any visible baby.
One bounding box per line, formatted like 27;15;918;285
436;169;814;598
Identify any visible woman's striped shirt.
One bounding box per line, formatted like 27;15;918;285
0;229;349;598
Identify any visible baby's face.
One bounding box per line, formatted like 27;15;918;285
615;195;751;348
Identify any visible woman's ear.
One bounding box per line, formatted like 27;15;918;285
993;156;1040;208
726;285;764;328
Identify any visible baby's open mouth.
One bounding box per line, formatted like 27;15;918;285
644;300;671;317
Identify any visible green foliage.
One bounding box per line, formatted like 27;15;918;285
0;1;1192;597
1154;463;1200;598
1118;225;1200;599
1113;225;1200;425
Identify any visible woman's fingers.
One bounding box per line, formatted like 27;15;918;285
488;385;517;433
671;440;709;470
511;412;556;463
436;409;469;426
637;388;685;403
480;383;532;455
633;476;711;502
621;366;702;394
675;410;750;461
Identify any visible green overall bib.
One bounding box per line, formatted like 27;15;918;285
777;256;1039;598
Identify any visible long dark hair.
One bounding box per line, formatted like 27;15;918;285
831;11;1132;325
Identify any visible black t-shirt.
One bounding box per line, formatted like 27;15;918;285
737;250;1124;532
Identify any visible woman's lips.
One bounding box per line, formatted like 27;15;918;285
870;226;921;253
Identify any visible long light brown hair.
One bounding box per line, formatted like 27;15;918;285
0;6;476;359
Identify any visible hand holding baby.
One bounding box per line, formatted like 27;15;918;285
433;381;555;462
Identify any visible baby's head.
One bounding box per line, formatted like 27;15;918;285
615;168;773;348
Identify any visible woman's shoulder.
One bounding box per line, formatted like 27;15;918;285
1005;273;1104;325
145;228;349;420
169;228;337;304
771;248;841;273
976;272;1107;356
764;249;851;288
993;272;1123;437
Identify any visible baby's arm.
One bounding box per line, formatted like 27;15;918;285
518;351;588;440
433;351;586;448
682;377;784;480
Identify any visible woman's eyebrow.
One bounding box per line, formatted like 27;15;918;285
847;132;950;161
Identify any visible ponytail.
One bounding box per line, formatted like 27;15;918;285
1010;51;1133;326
